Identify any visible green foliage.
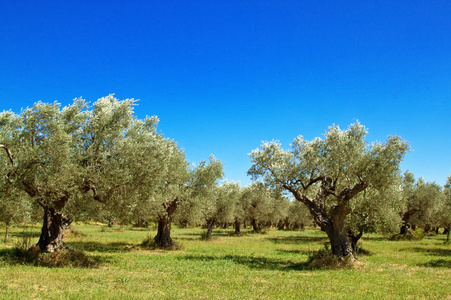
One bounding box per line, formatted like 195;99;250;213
400;171;445;232
348;181;404;235
286;200;312;229
248;122;409;194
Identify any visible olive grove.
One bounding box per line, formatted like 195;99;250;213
0;96;223;252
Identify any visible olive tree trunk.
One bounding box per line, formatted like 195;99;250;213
283;179;367;260
348;230;363;252
251;218;261;233
323;204;354;257
205;218;216;240
234;219;242;235
4;222;11;243
154;199;178;248
36;207;72;253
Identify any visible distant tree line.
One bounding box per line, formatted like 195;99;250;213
1;97;450;261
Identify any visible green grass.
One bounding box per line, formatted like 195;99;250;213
0;223;450;299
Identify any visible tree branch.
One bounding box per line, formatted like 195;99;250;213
338;182;368;203
0;144;15;165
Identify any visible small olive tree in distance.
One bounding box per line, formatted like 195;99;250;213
151;155;224;248
248;122;409;259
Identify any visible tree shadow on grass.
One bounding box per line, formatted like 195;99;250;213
419;259;451;268
180;254;308;271
276;249;312;255
179;230;237;237
176;237;201;241
360;236;390;242
399;247;451;257
267;235;327;245
65;241;133;253
9;231;41;239
0;248;107;268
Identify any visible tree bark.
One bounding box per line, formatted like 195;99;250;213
251;218;261;233
154;199;178;248
4;222;10;243
327;204;354;258
234;219;242;235
348;230;363;252
277;219;285;230
205;218;216;239
36;207;72;253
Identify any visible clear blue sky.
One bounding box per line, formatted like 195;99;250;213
1;1;450;186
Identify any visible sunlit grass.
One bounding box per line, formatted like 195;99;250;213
0;223;450;299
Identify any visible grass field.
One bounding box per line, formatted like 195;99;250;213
0;223;450;299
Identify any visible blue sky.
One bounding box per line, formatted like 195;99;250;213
1;1;450;186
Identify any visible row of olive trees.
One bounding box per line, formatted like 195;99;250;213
173;181;313;239
0;96;223;251
400;172;451;240
2;98;450;259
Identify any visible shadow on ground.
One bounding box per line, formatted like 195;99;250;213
361;236;390;242
180;254;308;271
65;241;133;253
0;248;107;268
267;235;327;245
419;259;451;268
399;247;451;257
8;231;41;239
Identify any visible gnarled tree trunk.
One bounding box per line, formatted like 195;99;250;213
326;204;354;258
37;207;72;253
251;218;261;233
154;199;178;248
205;218;216;240
234;219;242;235
283;178;367;261
400;209;417;236
348;230;363;252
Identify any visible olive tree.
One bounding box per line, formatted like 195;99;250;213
0;100;92;252
248;122;409;259
407;178;443;232
241;182;273;233
151;155;224;247
0;96;168;252
199;181;239;239
399;172;444;234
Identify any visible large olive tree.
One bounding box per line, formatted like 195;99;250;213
248;122;409;259
0;96;174;252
